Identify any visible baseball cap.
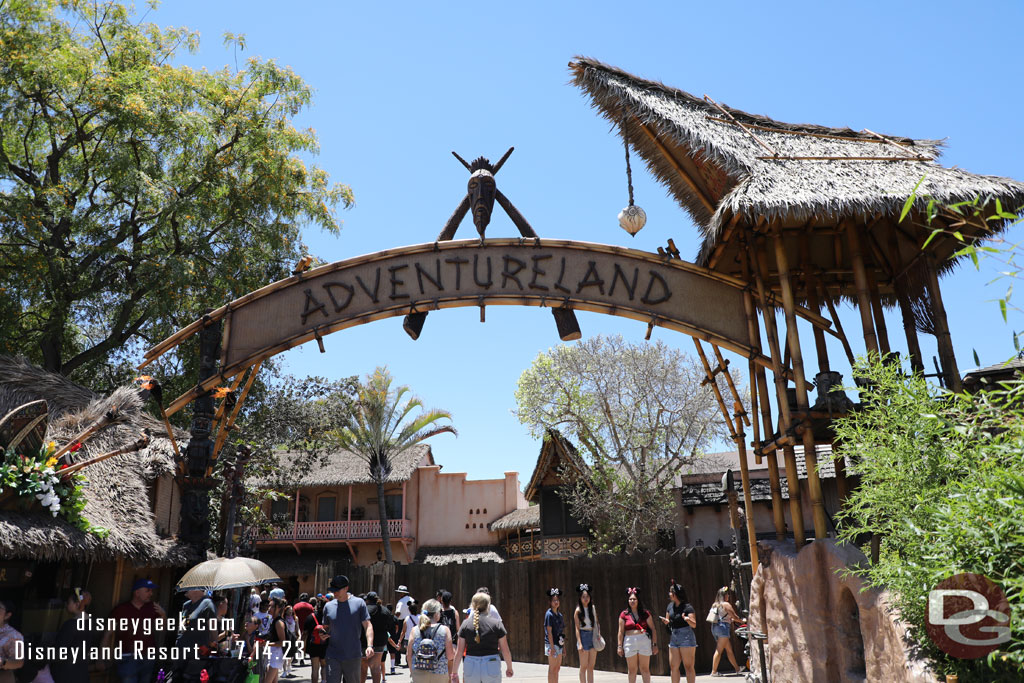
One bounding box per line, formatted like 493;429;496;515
325;592;334;600
132;578;157;592
329;575;349;590
365;591;379;603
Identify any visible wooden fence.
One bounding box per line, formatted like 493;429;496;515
317;549;746;675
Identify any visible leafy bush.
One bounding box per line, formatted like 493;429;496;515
834;359;1023;681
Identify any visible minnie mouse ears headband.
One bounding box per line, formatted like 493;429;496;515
626;587;639;595
669;579;684;596
576;583;590;594
548;588;561;597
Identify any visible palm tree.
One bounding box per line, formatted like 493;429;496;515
334;367;456;564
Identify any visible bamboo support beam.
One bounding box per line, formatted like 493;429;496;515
845;221;880;356
712;344;750;427
821;284;857;367
211;361;263;464
888;226;925;374
801;237;847;503
635;120;717;214
750;240;806;548
740;249;786;540
866;267;892;355
773;230;828;540
693;339;739;441
733;404;759;572
925;255;962;392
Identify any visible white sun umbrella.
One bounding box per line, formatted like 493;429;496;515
176;557;281;592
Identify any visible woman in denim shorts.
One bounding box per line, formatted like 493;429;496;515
573;584;599;683
452;593;513;683
543;588;564;683
660;581;696;683
709;587;742;677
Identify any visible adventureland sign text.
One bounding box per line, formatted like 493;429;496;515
218;240;752;373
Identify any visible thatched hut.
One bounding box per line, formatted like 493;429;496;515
0;355;196;639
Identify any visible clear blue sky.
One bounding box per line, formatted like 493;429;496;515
152;1;1024;482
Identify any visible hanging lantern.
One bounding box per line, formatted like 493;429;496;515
618;205;647;236
618;113;645;236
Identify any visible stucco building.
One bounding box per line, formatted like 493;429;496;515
253;446;526;589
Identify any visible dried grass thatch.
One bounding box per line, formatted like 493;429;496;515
0;355;198;565
570;57;1024;284
489;505;539;532
255;444;434;490
523;429;589;503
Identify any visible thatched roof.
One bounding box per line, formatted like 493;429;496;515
570;58;1024;290
255;444;434;490
414;545;506;565
675;445;841;506
523;430;590;502
489;505;539;532
0;355;198;565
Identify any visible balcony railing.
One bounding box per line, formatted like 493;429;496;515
256;519;412;542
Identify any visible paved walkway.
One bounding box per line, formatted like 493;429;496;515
279;661;748;683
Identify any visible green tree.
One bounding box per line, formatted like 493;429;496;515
333;367;456;564
834;359;1024;681
514;335;733;552
0;0;351;384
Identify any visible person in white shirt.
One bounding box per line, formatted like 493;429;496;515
462;586;502;622
395;586;413;621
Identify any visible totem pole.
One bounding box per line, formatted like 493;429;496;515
179;313;222;549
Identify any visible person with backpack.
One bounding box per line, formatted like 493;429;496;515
304;598;330;683
406;600;453;683
361;593;393;683
436;591;460;675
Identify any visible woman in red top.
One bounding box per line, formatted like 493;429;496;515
616;588;658;683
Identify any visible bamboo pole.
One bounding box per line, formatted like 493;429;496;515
693;339;739;442
845;221;880;356
712;344;750;427
773;230;828;540
733;403;760;572
61;434;150;475
800;236;848;504
924;255;962;392
821;284;856;367
887;225;925;374
749;239;806;548
210;361;263;465
865;266;892;355
740;249;787;541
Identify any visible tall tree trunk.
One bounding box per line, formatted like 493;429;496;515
376;478;394;564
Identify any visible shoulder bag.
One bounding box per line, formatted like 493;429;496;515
593;612;606;652
705;604;718;624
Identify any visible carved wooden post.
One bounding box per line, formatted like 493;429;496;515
180;313;221;550
773;231;828;540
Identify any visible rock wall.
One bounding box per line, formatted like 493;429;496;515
748;539;938;683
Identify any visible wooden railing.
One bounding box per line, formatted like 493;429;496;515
256;519;411;542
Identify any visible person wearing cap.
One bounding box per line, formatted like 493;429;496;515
322;575;374;683
104;578;166;683
270;583;287;601
360;592;393;683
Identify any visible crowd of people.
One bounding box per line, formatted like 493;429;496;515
0;576;745;682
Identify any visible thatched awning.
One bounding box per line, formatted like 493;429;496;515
414;546;506;565
253;444;433;490
489;505;539;532
570;58;1024;291
0;356;198;566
